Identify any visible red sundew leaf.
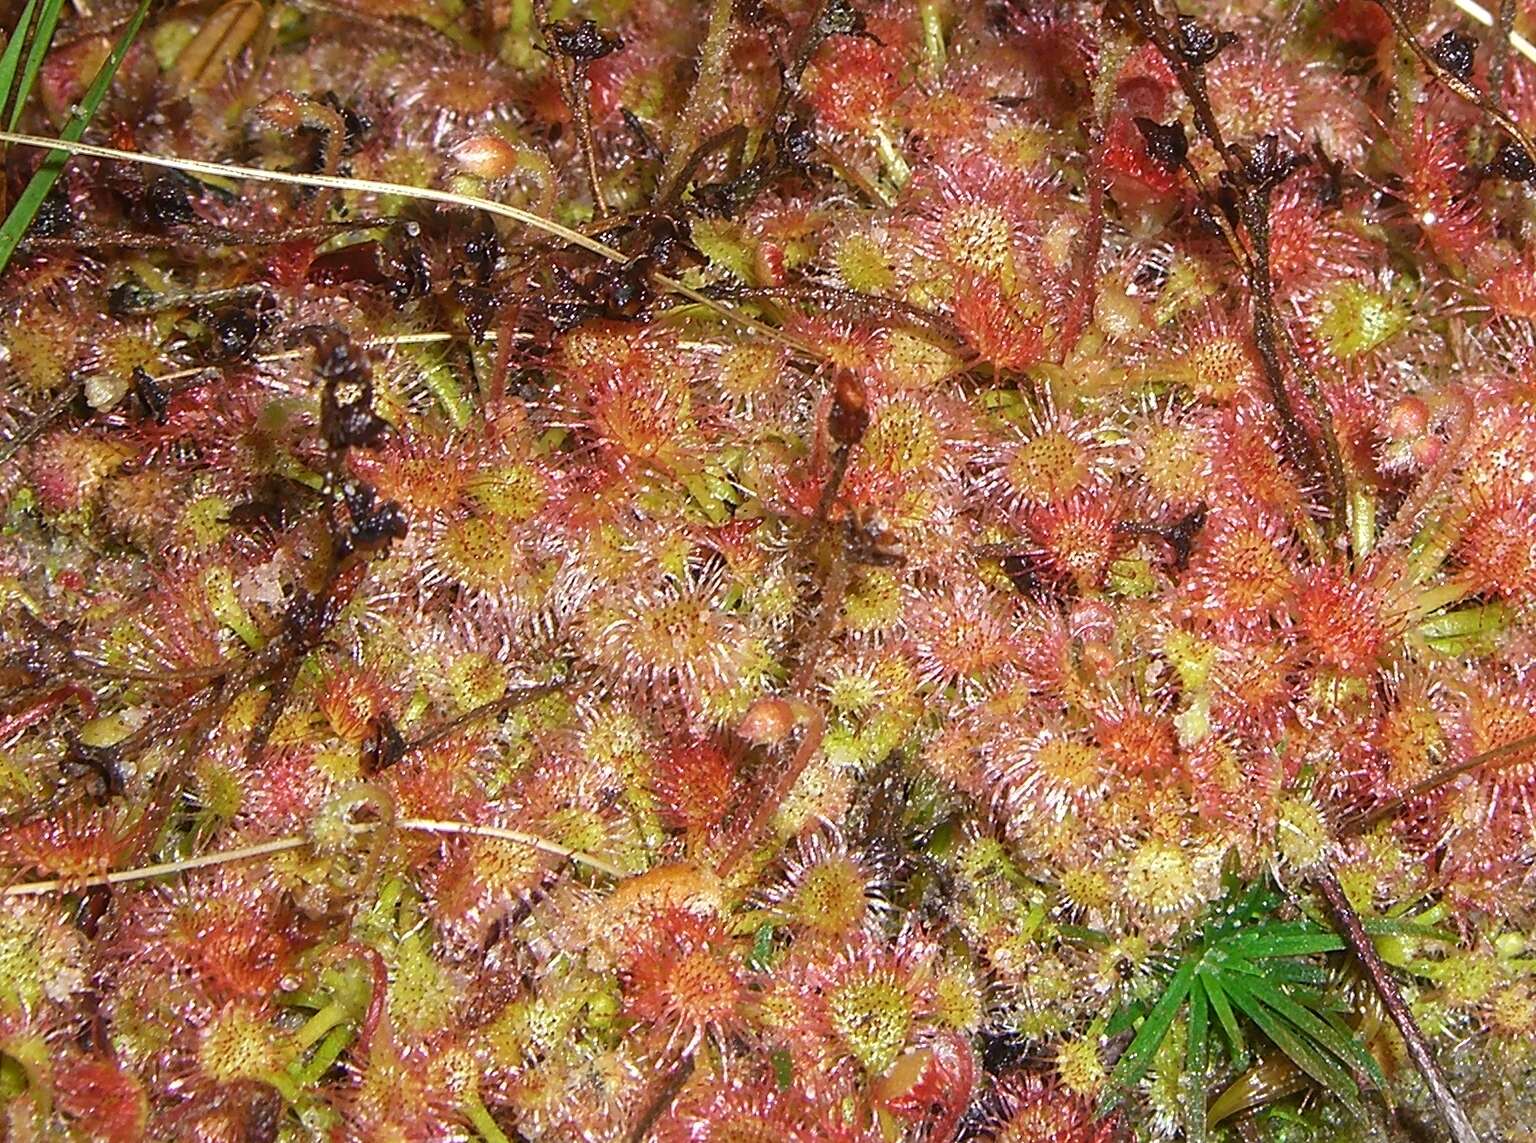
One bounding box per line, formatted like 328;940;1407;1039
54;1056;148;1143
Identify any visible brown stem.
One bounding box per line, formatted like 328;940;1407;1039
1059;130;1109;360
624;1051;695;1143
1345;731;1536;834
403;677;573;754
1375;0;1536;159
715;399;863;876
1129;0;1346;528
534;0;609;217
705;282;964;349
1491;0;1516;111
1312;867;1480;1143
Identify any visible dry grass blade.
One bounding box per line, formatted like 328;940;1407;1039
0;817;623;897
0;128;624;260
0;129;816;354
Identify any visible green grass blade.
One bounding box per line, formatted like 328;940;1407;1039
1222;957;1330;986
1240;977;1387;1092
1220;926;1345;959
1319;1007;1389;1088
1206;885;1280;939
0;0;42;122
1186;980;1210;1143
1187;976;1210;1076
1100;956;1197;1113
9;0;63;131
0;0;153;275
1215;971;1367;1118
1105;998;1147;1039
1200;969;1247;1067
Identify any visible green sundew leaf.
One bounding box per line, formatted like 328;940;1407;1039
771;1049;793;1089
1055;923;1112;946
0;0;42;122
0;0;153;275
1100;957;1198;1112
748;922;776;972
1216;972;1366;1118
9;0;64;131
1200;970;1247;1067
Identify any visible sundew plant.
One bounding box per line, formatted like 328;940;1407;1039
0;0;1535;1139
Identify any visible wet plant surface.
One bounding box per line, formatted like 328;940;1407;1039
0;0;1535;1139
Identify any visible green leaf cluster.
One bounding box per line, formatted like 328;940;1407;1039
1101;880;1386;1131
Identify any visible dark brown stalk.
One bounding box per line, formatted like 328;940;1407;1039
624;1051;695;1143
1344;731;1536;834
402;677;573;754
0;388;78;466
1312;867;1480;1143
534;0;610;218
715;372;867;876
1490;0;1516;111
1374;0;1536;159
705;282;965;349
1126;0;1347;528
1059;80;1110;360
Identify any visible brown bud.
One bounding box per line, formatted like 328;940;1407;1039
451;134;520;180
828;370;869;446
738;697;796;745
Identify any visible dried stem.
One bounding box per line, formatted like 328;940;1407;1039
624;1050;696;1143
394;818;624;878
704;282;965;350
1490;0;1516;109
533;0;609;217
716;385;863;876
1;835;310;897
1345;731;1536;834
1312;867;1481;1143
1375;0;1536;160
1126;0;1347;528
403;678;574;753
